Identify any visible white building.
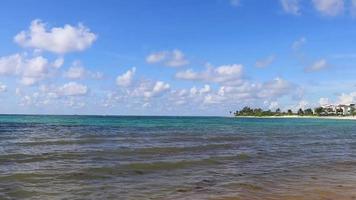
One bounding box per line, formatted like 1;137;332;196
321;103;355;116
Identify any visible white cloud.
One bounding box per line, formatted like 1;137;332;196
65;66;86;79
58;82;88;96
0;54;22;75
296;100;309;110
199;84;211;94
14;19;97;54
169;76;298;110
0;83;7;92
20;56;49;85
16;83;88;107
18;87;58;107
65;98;86;109
106;79;172;106
52;57;64;68
0;54;59;86
312;0;344;16
292;37;306;50
268;101;279;110
146;49;189;67
124;80;171;100
143;81;170;98
338;92;356;105
176;64;243;85
319;97;330;105
255;55;275;68
305;59;328;72
64;61;103;80
258;77;296;98
116;67;136;87
280;0;301;15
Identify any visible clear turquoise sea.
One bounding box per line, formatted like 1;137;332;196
1;115;356;200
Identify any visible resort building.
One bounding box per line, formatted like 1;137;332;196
321;104;355;116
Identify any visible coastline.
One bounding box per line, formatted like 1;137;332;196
234;115;356;121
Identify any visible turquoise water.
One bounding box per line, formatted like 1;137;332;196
1;115;356;199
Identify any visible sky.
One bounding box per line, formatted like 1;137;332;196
1;0;356;116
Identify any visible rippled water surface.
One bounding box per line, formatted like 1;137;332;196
1;115;356;200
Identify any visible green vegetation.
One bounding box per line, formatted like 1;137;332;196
233;106;318;117
232;104;356;117
351;107;356;116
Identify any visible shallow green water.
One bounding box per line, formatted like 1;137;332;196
1;115;356;199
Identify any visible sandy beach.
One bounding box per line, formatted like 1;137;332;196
235;115;356;121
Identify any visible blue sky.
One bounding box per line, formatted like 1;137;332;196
0;0;356;115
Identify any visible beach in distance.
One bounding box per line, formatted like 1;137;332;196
235;115;356;120
1;115;356;200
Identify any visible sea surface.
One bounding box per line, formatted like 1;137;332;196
1;115;356;200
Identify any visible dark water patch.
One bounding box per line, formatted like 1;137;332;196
119;154;252;172
0;172;54;184
117;143;237;156
0;152;84;164
14;138;115;146
121;158;220;171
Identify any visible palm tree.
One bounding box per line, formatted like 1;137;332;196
304;108;313;116
297;108;304;116
350;107;356;116
314;107;324;116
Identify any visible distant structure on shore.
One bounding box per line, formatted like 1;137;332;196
320;104;356;116
232;103;356;117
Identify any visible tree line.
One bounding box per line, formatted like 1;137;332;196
232;106;356;117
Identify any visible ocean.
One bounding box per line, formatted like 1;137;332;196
1;115;356;200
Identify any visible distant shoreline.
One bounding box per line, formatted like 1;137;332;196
234;115;356;120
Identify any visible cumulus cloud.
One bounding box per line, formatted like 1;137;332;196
14;19;97;54
176;64;243;85
0;83;7;92
199;84;211;94
171;75;298;109
258;77;296;98
305;59;328;72
338;92;356;105
0;54;22;75
64;61;103;80
146;49;189;67
16;83;89;108
65;65;85;79
65;98;86;108
0;54;61;85
280;0;301;15
266;101;279;110
169;84;223;106
116;67;136;87
131;80;170;99
255;55;275;68
296;100;309;110
52;57;64;68
147;81;170;98
106;79;171;107
58;82;88;96
20;56;50;85
319;97;330;105
312;0;344;16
